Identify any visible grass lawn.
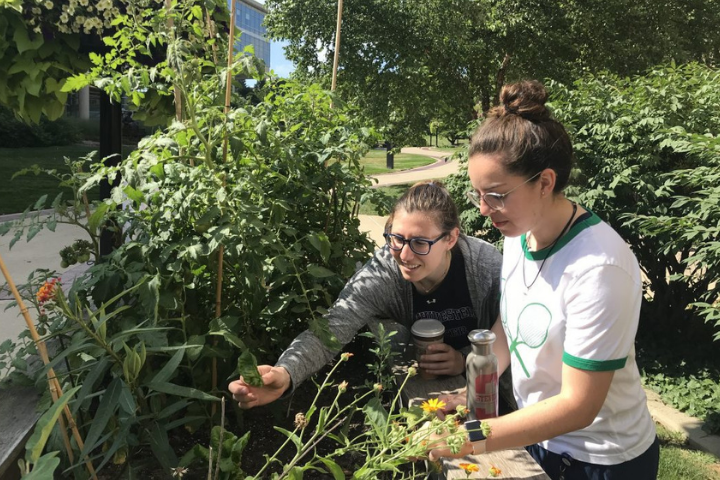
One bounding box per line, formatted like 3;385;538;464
360;149;435;175
657;423;720;479
0;145;114;215
357;184;411;216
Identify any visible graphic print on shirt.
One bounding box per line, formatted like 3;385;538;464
501;281;552;377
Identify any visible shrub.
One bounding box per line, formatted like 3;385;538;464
549;62;720;340
0;106;81;147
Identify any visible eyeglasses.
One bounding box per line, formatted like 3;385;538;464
466;171;541;211
383;232;448;255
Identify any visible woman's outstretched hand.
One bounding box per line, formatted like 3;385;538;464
228;365;291;409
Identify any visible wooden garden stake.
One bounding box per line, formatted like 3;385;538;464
331;0;344;94
210;0;238;416
0;252;97;478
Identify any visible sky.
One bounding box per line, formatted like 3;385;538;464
253;0;295;77
270;40;294;78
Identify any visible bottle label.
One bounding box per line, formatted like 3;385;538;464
474;372;498;419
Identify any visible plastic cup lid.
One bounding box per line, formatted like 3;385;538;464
467;329;496;344
411;319;445;338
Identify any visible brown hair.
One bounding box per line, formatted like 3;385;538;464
469;80;573;192
385;180;460;234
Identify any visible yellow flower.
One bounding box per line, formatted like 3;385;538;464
420;398;446;414
338;380;348;393
459;463;479;473
489;465;502;477
340;352;354;361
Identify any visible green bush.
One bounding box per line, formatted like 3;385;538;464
1;67;378;475
0;106;81;147
549;62;720;340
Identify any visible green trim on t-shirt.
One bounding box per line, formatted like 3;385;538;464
563;352;627;371
522;207;601;260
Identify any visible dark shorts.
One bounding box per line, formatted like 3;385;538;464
526;436;659;480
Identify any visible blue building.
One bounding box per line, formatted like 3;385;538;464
234;0;271;68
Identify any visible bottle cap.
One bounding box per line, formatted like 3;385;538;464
411;319;445;338
467;329;496;344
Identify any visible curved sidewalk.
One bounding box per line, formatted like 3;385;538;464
370;147;464;187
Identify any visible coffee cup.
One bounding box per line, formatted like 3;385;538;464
411;319;445;380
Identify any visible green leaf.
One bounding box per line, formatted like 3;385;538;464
33;194;48;210
237;350;263;387
23;452;60;479
124;185;145;205
147;421;178;471
308;233;331;262
307;264;335;278
26;223;42;242
273;426;303;451
13;27;43;54
88;203;110;233
363;397;389;434
25;386;81;463
82;377;124;455
147;381;220;402
150;349;184;384
319;458;345;480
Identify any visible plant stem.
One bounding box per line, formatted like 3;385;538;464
277;416;347;480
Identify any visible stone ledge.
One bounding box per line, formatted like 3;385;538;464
645;389;720;459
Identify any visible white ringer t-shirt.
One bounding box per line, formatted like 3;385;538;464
500;211;656;465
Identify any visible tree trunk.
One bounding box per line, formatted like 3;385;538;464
495;53;512;106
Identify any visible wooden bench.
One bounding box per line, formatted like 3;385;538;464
370;320;550;479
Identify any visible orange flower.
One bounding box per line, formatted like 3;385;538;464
36;278;60;304
420;398;446;414
489;465;502;477
340;352;354;361
459;463;479;473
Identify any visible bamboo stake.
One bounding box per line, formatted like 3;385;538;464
211;0;238;416
0;253;97;478
165;0;183;123
330;0;344;94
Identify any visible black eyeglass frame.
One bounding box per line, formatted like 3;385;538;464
382;232;449;255
466;171;542;211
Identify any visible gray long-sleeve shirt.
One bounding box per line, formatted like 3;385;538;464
276;235;511;400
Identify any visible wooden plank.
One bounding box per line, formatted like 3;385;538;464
443;450;549;479
0;386;41;479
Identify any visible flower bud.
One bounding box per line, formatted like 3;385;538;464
294;412;308;429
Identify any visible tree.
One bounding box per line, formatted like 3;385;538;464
265;0;720;146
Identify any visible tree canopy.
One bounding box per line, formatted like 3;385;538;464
266;0;720;145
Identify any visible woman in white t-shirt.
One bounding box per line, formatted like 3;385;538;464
429;80;659;479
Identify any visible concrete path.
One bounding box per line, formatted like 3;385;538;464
0;220;90;351
370;147;464;187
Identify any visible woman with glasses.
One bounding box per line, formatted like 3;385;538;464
428;81;658;479
230;180;515;411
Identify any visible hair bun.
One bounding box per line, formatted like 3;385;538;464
499;80;550;121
